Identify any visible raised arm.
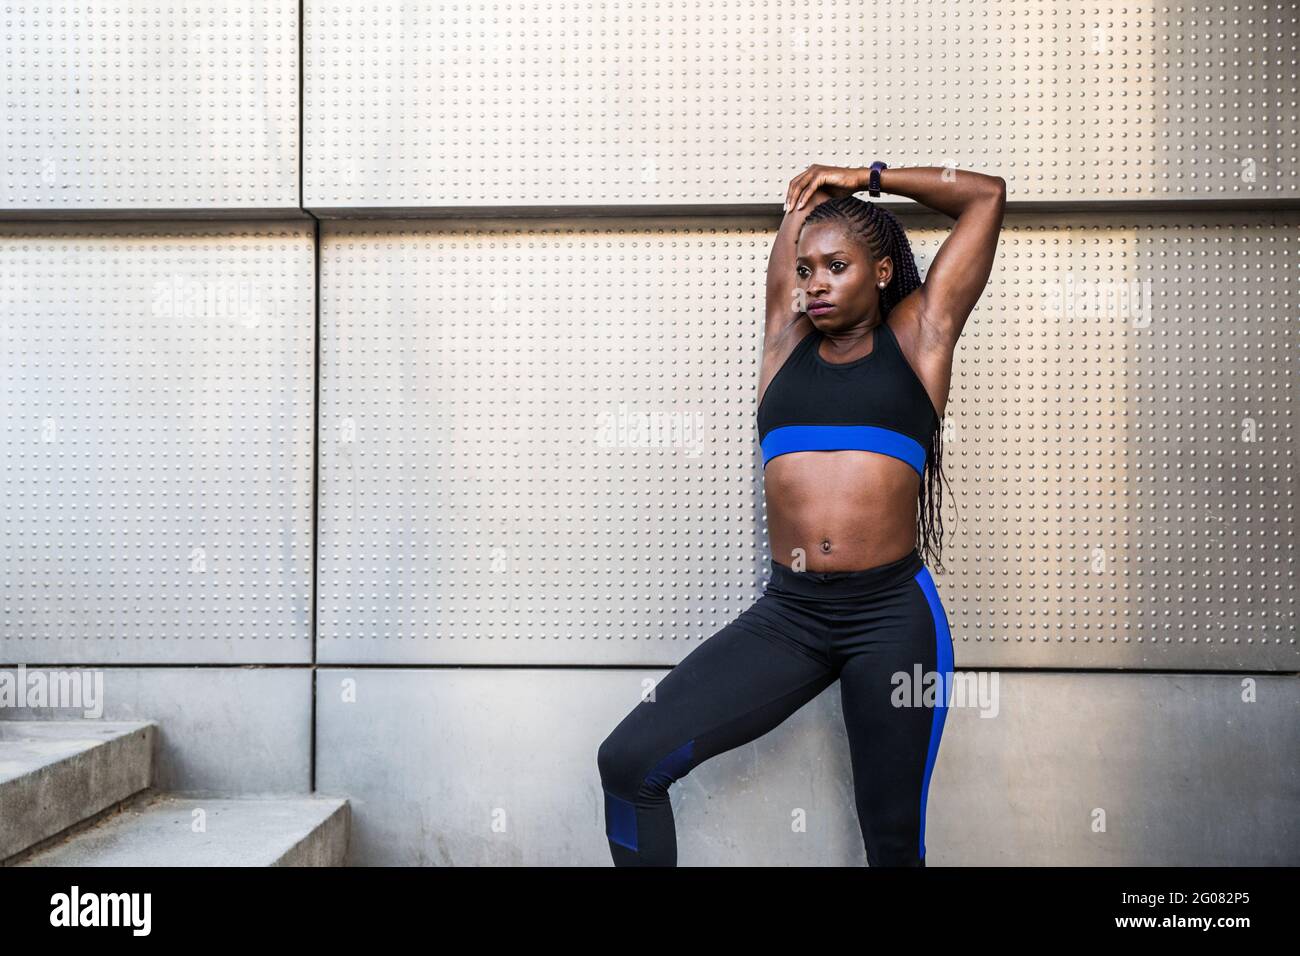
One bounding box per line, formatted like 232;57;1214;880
763;186;836;347
759;179;852;348
879;166;1006;346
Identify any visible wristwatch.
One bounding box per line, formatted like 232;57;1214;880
867;160;888;197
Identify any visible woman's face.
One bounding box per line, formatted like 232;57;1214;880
794;222;890;328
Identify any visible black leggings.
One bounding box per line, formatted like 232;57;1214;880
597;548;954;866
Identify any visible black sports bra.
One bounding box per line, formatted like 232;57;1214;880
756;321;940;476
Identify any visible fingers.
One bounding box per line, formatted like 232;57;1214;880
795;173;823;210
785;165;829;211
783;173;803;212
784;165;817;212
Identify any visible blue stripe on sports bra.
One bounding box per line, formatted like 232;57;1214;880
760;424;927;475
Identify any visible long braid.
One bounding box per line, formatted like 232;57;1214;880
801;196;957;573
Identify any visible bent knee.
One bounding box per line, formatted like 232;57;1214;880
598;729;696;799
597;726;647;793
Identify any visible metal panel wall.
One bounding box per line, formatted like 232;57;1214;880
317;217;768;665
317;212;1296;670
2;1;1295;869
2;1;300;213
304;0;1298;209
1;222;316;663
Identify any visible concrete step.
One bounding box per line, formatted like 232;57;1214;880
0;720;155;860
12;791;350;866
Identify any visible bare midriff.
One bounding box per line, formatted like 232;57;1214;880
764;450;920;572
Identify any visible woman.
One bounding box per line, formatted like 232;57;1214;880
597;162;1006;866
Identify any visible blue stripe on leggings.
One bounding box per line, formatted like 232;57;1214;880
604;789;639;851
644;738;695;793
913;566;954;861
604;738;696;853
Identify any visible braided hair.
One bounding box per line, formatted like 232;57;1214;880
800;196;956;573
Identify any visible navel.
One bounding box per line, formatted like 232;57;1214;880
820;539;833;554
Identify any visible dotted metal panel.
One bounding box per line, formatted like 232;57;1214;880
317;212;1296;669
1129;213;1296;663
0;222;315;663
304;0;1298;208
959;210;1296;669
318;217;768;664
2;1;299;211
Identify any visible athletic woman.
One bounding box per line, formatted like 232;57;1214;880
597;162;1006;866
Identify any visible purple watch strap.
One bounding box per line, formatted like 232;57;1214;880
868;161;887;197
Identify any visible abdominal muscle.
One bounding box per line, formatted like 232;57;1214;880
764;449;920;572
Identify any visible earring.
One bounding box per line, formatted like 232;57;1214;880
878;281;886;288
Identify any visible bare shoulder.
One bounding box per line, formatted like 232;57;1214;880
884;288;955;418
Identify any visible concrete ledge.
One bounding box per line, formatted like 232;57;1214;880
0;721;155;860
15;793;350;867
274;798;351;867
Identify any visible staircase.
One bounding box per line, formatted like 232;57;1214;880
0;721;349;866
